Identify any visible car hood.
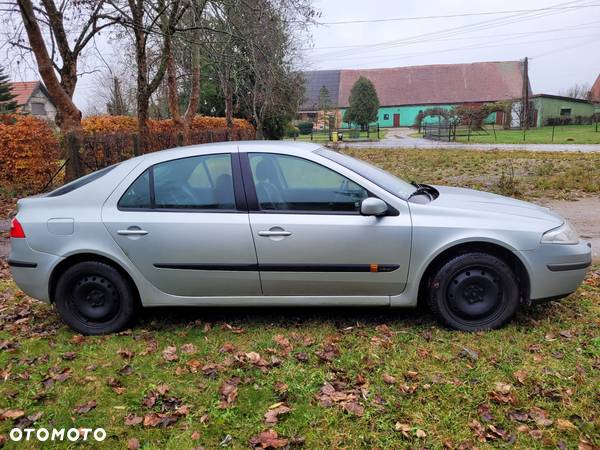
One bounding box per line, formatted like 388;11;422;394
431;185;563;226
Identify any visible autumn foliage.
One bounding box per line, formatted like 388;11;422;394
82;115;254;134
79;115;255;171
0;115;60;194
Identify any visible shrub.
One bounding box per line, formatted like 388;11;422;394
296;121;314;135
0;115;60;194
82;115;255;135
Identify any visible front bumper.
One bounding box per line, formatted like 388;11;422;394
8;238;61;303
519;240;592;302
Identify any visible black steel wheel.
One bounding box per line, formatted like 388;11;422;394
427;252;520;331
55;261;136;335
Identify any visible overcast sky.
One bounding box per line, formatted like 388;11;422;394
8;0;599;110
305;0;600;94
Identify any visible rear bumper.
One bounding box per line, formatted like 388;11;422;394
8;239;61;303
520;240;592;302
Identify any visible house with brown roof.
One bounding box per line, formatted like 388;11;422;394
300;61;527;128
10;81;57;123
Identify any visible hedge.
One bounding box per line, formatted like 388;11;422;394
0;115;60;195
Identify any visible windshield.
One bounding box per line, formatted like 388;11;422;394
316;148;415;199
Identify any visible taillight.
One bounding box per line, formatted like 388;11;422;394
9;217;26;239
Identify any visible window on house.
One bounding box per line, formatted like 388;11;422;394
560;108;572;117
383;114;390;120
31;102;46;116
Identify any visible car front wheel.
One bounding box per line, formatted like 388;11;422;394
54;261;136;335
427;252;520;331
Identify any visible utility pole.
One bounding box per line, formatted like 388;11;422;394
521;57;530;130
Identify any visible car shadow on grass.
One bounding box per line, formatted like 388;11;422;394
136;305;433;331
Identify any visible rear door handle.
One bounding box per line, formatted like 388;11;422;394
258;230;292;237
117;229;148;236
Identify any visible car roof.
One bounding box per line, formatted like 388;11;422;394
123;140;324;168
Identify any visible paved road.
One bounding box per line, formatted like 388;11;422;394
339;128;600;152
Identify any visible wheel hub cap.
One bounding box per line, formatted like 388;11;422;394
447;268;502;319
72;276;119;321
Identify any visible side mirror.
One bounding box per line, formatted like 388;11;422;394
360;197;388;216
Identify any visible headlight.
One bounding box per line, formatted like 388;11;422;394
541;221;579;245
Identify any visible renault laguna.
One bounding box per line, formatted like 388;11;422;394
9;142;591;334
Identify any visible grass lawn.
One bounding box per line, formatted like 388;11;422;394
412;125;600;145
343;148;600;200
1;149;599;449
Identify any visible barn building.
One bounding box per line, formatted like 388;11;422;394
300;61;528;128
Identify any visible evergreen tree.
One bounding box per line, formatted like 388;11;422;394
343;76;379;129
0;67;19;114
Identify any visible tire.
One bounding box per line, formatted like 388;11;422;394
54;261;136;335
427;252;520;331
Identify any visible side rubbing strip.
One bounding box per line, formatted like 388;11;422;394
546;261;591;272
8;260;38;268
154;263;399;272
154;263;258;271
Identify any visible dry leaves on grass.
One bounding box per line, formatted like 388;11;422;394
249;429;303;449
315;376;368;417
489;382;517;404
264;403;291;425
162;345;178;362
72;400;97;415
219;377;241;409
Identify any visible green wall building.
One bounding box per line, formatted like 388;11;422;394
532;94;596;127
299;61;525;128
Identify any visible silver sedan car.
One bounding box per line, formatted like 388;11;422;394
9;142;591;334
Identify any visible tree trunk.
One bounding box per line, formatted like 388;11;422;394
224;84;234;141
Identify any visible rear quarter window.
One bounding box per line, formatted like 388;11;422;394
48;165;118;197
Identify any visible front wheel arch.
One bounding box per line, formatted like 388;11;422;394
417;241;530;309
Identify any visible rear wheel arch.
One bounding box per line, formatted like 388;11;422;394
417;241;531;307
49;253;141;306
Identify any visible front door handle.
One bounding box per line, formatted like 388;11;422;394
258;230;292;237
117;229;148;236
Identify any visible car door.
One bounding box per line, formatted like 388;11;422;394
102;151;261;297
241;150;411;296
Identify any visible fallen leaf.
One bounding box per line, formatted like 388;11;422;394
513;370;528;385
0;409;25;420
181;343;197;354
416;429;427;438
219;377;241;408
264;404;291;424
127;438;140;449
162;346;178;362
249;429;289;449
118;348;135;359
124;413;143;426
382;373;396;384
72;400;97;415
556;419;577;431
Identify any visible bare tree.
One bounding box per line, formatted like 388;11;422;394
165;0;207;144
6;0;117;179
560;83;592;100
103;0;188;151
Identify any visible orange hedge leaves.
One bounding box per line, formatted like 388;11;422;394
0;115;60;194
82;115;254;135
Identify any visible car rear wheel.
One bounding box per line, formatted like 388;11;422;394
55;261;136;335
427;252;520;331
